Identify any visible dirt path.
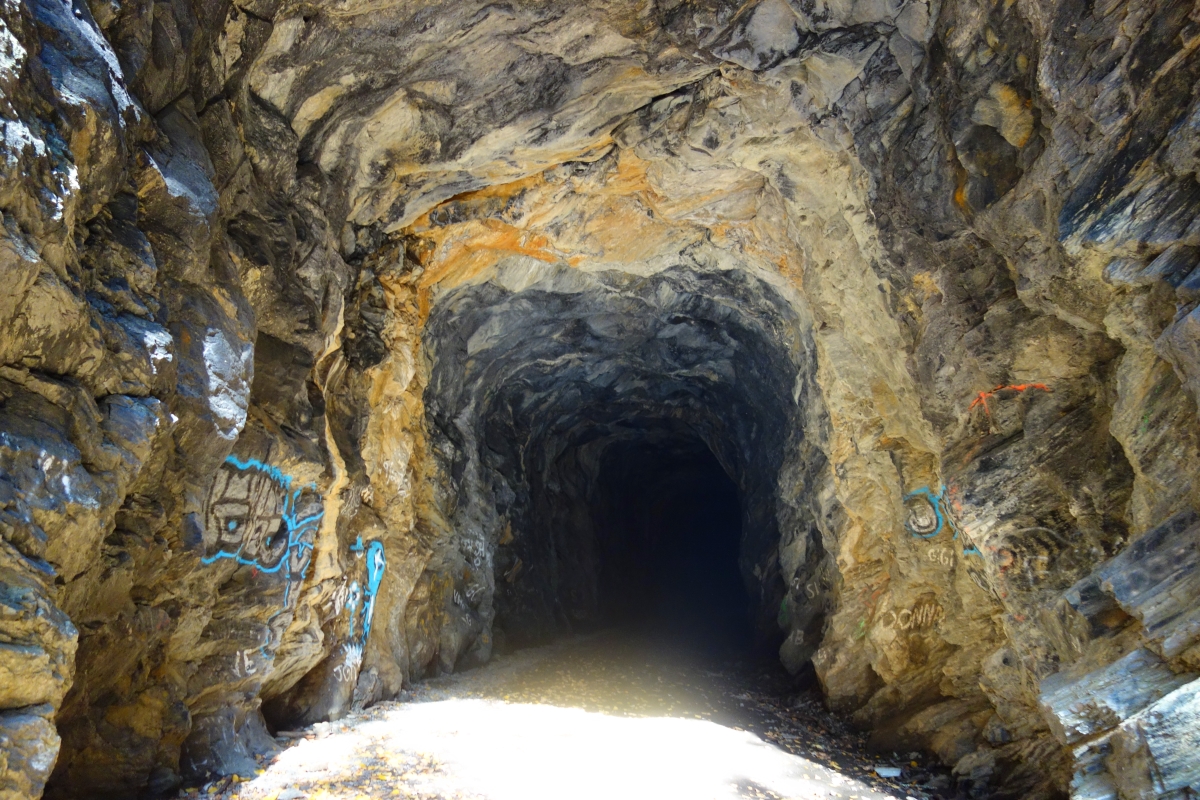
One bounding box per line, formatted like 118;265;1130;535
180;632;954;800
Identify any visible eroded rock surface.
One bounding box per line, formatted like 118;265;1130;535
1;0;1199;798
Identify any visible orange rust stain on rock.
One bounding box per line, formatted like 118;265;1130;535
408;173;546;232
404;147;810;322
610;148;653;195
415;219;561;322
577;198;689;265
954;179;970;215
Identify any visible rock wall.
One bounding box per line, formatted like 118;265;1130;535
1;0;1198;798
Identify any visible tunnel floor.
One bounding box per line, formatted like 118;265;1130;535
178;632;959;800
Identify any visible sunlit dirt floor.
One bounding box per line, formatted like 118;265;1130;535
180;631;954;800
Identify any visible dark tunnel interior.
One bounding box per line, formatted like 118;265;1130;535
587;439;750;652
489;418;764;655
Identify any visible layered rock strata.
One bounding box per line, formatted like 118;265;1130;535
1;0;1199;799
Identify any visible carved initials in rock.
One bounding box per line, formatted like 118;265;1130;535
927;547;956;566
332;643;363;683
878;601;944;631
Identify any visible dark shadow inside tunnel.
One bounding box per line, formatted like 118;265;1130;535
492;418;765;655
587;439;751;654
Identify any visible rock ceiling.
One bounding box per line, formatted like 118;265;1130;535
2;0;1200;798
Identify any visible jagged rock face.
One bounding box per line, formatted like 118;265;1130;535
2;0;1199;799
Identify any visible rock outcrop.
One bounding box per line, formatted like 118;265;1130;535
1;0;1199;798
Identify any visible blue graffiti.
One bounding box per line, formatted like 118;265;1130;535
904;485;959;540
962;546;982;557
361;541;386;643
201;456;324;590
341;539;386;649
221;455;300;491
202;454;325;656
366;542;386;595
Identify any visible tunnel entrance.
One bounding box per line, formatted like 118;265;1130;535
416;258;832;681
589;439;750;653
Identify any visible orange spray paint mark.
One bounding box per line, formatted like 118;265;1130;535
969;383;1052;428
